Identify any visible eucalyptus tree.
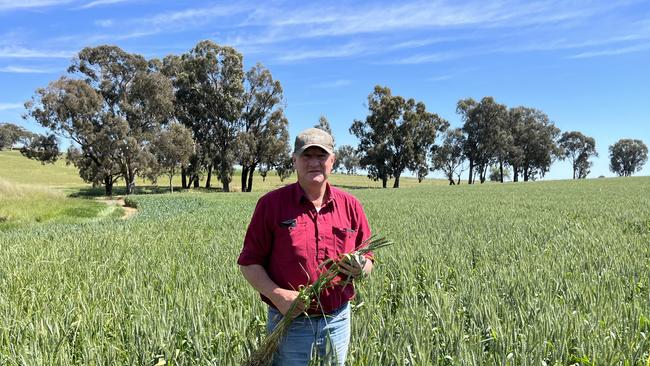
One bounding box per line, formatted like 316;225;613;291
351;86;401;188
334;145;360;175
173;40;244;192
25;45;174;195
275;155;294;182
151;122;195;193
507;107;560;181
432;128;466;185
558;131;597;179
0;122;35;150
399;100;449;185
609;139;648;176
20;134;59;164
71;46;174;194
351;86;446;188
314;115;335;146
26;77;120;196
457;97;508;184
237;63;290;192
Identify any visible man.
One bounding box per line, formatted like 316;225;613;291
238;128;373;365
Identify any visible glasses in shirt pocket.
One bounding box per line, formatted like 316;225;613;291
279;218;297;229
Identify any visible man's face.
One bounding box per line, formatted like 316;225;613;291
294;146;335;185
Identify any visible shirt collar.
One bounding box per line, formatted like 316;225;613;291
294;181;334;207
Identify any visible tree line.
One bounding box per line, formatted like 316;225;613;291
15;41;294;195
341;91;647;187
4;41;648;194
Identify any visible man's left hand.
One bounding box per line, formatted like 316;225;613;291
338;253;368;279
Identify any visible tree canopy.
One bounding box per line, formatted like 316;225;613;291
0;122;35;150
558;131;597;179
432;128;466;185
351;86;447;188
334;145;360;175
152;122;194;193
20;134;59;164
609;139;648;177
25;45;174;195
171;40;244;192
237;63;289;192
506;106;560;182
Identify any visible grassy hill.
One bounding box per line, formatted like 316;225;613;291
1;149;650;364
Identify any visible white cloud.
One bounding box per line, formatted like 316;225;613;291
0;0;73;11
0;47;74;59
312;79;352;88
0;103;24;111
393;52;458;64
248;0;611;40
79;0;130;9
429;75;453;82
94;19;114;27
276;43;367;62
0;65;58;73
568;43;650;59
139;3;252;27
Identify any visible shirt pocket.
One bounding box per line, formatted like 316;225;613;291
332;226;356;255
274;221;307;261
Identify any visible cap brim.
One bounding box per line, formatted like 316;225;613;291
295;143;333;155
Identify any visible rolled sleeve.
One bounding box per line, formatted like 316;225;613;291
237;196;272;267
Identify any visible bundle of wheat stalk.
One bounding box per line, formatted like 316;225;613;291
244;235;392;366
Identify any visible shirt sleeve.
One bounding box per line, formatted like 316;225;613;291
353;198;373;261
237;195;273;267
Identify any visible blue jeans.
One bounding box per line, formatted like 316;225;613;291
267;302;351;366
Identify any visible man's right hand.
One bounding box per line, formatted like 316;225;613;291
271;288;307;317
239;265;309;318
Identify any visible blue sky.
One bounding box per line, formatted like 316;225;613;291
1;0;649;180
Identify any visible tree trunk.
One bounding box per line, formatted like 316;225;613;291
169;175;173;193
223;180;230;192
181;168;187;189
468;158;474;184
125;175;134;195
513;166;519;182
479;164;487;184
241;165;249;192
524;166;529;182
499;160;504;183
572;162;577;180
246;164;256;192
193;175;199;188
104;177;113;196
205;164;212;188
393;173;401;188
381;176;387;188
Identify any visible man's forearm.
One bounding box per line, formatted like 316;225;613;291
240;264;302;315
239;264;282;300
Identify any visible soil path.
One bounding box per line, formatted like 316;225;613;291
97;197;137;219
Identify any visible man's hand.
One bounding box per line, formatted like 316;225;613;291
239;264;308;318
338;253;370;279
270;288;307;317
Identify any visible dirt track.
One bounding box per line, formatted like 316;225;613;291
98;197;137;219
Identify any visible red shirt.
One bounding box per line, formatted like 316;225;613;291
237;182;372;314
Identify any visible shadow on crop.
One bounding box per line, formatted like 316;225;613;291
68;185;225;198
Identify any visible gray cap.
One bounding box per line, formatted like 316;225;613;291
294;128;334;155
